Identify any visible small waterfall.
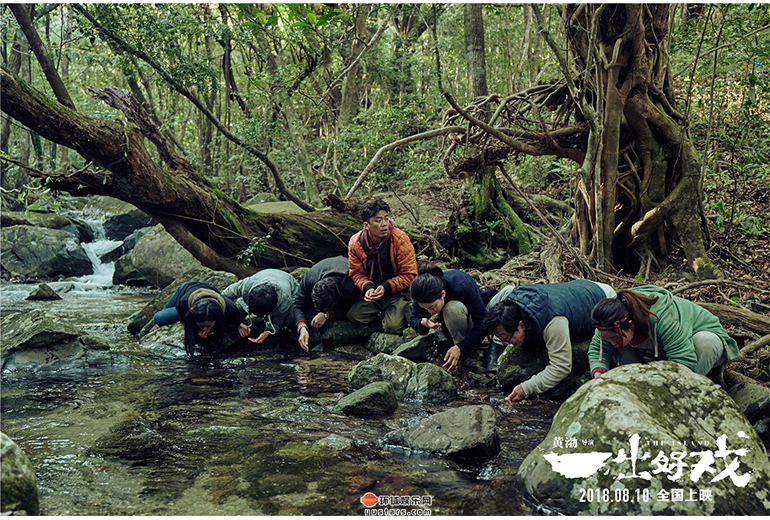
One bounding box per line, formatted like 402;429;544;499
72;219;123;287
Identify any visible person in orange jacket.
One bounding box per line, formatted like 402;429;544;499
346;198;418;334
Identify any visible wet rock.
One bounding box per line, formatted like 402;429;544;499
129;267;238;335
315;434;355;451
729;382;770;423
93;419;168;461
518;361;770;516
113;224;201;288
384;405;499;460
25;282;62;300
393;334;435;362
348;353;415;399
0;432;39;515
1;225;93;278
100;226;153;263
365;332;406;354
497;338;590;394
403;363;457;404
82;195;155;241
332;381;398;416
1;309;114;375
137;322;187;357
1;209;93;242
307;319;377;351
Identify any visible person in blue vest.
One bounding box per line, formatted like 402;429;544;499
293;256;362;351
484;280;615;402
222;269;299;345
409;264;498;382
153;281;245;355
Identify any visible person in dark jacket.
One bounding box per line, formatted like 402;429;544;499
293;256;361;351
409;265;498;380
153;281;245;355
484;280;615;402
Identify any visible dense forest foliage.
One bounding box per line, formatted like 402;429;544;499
2;3;769;282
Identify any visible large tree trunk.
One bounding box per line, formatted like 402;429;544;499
440;4;718;280
1;69;359;276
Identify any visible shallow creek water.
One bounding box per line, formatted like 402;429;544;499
1;283;558;516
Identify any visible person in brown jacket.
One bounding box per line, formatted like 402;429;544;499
347;198;418;334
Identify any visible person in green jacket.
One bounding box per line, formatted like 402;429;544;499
588;285;739;378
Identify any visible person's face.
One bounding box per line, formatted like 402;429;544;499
418;290;446;315
494;321;526;347
599;321;635;348
364;210;390;242
197;320;216;338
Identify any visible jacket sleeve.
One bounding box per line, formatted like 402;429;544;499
221;278;249;314
384;231;418;294
521;317;572;395
455;282;489;354
409;302;431;335
293;276;313;327
267;283;293;334
588;329;614;371
348;233;376;293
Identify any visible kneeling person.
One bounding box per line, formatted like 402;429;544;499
222;269;299;344
485;280;615;402
293;256;361;351
410;265;498;380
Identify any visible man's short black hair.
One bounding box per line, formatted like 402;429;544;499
311;277;340;313
245;285;278;316
359;198;390;222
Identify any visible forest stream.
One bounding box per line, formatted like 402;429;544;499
1;280;559;516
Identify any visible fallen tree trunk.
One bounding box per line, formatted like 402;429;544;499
1;68;359;275
699;302;770;336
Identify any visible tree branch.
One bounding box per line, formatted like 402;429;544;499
72;4;314;212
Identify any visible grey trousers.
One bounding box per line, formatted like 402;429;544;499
614;330;727;375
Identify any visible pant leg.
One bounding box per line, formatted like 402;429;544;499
441;300;473;346
153;282;187;325
346;296;383;326
381;294;411;334
693;330;726;375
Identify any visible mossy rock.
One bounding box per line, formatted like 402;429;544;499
348;353;416;399
332;381;398;416
518;361;770;515
0;432;39;515
403;362;457;404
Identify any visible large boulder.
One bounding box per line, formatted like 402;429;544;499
384;405;499;460
113;224;201;288
348;353;458;404
403;363;457;404
348;353;416;399
129;267;239;335
0;432;39;515
518;361;770;515
1;225;92;278
332;381;398;416
1;210;93;242
1;309;114;375
497;338;591;393
82;196;155;240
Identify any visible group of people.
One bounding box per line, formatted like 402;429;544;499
154;198;739;401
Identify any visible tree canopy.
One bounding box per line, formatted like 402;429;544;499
2;3;769;281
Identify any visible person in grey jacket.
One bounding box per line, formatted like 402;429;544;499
222;269;299;344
